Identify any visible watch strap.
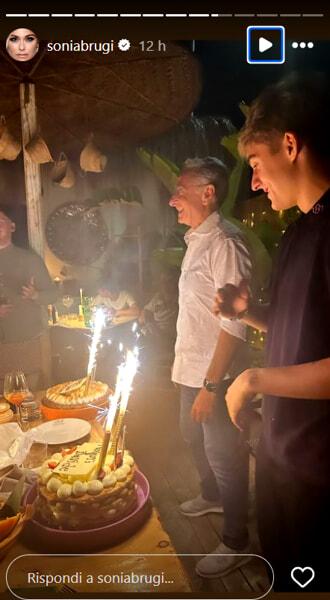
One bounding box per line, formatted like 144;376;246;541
203;378;218;393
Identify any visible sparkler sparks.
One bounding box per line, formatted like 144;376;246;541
97;347;139;476
118;348;139;416
85;307;106;393
87;307;106;377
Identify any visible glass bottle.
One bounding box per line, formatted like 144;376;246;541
82;296;92;327
19;392;42;429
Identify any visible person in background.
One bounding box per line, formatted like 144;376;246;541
139;268;179;352
93;272;140;323
214;72;330;592
169;157;252;578
0;203;57;391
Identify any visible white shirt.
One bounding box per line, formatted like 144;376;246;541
172;211;251;388
93;290;136;311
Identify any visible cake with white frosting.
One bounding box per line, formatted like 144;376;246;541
44;379;109;409
36;442;137;529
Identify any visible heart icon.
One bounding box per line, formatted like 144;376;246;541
290;566;315;588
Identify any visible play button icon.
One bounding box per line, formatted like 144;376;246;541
259;37;273;53
247;26;285;64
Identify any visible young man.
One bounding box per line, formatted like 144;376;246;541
169;157;252;577
214;73;330;591
0;204;57;390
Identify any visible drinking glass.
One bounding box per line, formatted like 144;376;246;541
3;371;30;407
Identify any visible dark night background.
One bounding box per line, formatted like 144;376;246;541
189;40;330;127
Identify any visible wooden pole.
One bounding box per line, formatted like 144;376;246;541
20;82;44;258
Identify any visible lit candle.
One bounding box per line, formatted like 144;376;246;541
80;288;83;304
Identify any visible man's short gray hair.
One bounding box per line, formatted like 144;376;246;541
181;156;228;206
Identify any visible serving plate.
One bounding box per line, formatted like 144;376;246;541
32;419;91;445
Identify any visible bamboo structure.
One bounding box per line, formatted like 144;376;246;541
20;82;44;258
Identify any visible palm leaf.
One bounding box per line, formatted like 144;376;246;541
137;148;179;193
226;216;272;288
221;133;248;217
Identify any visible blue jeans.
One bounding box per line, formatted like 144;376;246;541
180;383;249;550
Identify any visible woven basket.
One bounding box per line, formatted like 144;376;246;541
80;139;107;173
25;135;53;164
0;116;21;161
51;152;75;188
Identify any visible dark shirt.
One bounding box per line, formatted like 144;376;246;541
263;189;330;485
0;244;57;343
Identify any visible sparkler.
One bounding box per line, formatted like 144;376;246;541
109;348;139;459
85;307;106;394
96;388;119;478
97;348;139;477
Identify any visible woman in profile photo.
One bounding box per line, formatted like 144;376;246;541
6;28;39;61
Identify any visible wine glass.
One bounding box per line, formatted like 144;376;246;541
3;370;30;407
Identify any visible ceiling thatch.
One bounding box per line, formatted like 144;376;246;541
0;42;201;159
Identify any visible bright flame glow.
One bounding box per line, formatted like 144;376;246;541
119;342;123;352
132;321;137;332
105;392;118;433
87;308;106;377
118;349;139;416
105;349;139;433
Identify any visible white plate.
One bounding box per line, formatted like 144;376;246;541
32;419;91;445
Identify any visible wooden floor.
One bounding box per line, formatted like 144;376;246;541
126;374;270;597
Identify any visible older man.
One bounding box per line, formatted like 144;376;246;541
0;204;57;390
169;157;252;577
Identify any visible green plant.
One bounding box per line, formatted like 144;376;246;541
137;148;179;194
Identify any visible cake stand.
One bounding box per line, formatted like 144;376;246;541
23;470;151;552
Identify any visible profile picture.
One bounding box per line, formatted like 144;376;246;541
6;28;39;62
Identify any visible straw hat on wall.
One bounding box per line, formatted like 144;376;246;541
25;134;53;164
0;116;21;161
51;152;75;188
80;137;107;173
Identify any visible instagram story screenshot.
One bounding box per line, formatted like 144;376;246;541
0;2;329;599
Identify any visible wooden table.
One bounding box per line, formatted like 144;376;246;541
0;422;191;597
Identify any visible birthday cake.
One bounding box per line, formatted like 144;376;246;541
36;443;137;530
44;379;109;409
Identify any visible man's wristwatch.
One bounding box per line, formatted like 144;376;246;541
203;378;218;393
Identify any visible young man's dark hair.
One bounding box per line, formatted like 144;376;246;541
239;71;330;170
181;156;228;206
